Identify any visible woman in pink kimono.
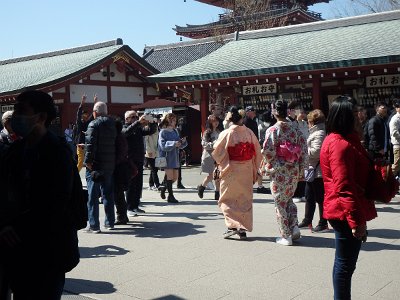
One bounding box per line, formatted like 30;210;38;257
212;106;262;240
263;100;308;246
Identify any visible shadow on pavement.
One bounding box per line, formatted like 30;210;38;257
253;198;274;204
366;228;400;240
153;296;186;300
64;278;116;295
143;211;222;221
79;245;129;259
376;206;400;213
103;221;206;238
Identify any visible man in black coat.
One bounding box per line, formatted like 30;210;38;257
123;110;157;216
365;102;390;159
0;90;80;298
84;101;117;232
243;106;259;140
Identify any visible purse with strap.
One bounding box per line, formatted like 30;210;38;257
304;161;320;183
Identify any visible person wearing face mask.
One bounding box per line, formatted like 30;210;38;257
0;90;80;299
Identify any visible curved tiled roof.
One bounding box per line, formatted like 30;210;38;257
143;35;234;73
0;39;157;96
149;10;400;83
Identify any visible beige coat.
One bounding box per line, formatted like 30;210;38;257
307;123;326;178
145;129;159;158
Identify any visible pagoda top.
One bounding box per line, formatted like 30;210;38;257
195;0;330;9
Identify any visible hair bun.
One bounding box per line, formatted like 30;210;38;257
273;100;288;118
228;106;242;123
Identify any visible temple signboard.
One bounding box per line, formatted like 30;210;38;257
366;74;400;88
242;83;277;95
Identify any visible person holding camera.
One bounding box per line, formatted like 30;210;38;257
122;110;157;216
84;102;117;233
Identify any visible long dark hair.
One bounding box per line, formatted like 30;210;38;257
326;96;356;136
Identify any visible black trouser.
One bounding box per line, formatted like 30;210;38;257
293;180;306;198
304;178;327;225
178;167;183;184
114;183;128;221
126;160;144;211
147;157;160;187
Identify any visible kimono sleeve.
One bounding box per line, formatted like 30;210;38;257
211;130;230;177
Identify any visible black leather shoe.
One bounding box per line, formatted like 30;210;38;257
167;194;179;203
197;185;205;199
177;183;186;189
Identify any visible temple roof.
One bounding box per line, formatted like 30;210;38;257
195;0;329;8
0;39;157;96
175;7;323;38
149;10;400;83
143;34;234;73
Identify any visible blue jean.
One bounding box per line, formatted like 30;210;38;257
86;170;115;229
329;220;362;300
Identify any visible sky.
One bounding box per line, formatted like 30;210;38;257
0;0;359;60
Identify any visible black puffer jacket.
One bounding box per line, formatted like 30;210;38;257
365;115;389;155
122;121;157;162
84;116;116;173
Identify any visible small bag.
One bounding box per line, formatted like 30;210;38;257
305;162;320;183
155;157;167;168
213;165;221;180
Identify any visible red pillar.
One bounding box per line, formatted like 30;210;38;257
312;77;321;109
200;87;209;132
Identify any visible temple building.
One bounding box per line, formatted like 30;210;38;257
0;39;159;133
150;10;400;129
174;0;330;39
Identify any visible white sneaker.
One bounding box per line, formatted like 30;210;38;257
127;210;138;217
292;197;302;203
276;236;293;246
292;226;301;240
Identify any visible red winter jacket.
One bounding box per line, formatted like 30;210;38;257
320;132;377;229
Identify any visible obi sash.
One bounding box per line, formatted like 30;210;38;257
228;142;255;161
276;141;301;163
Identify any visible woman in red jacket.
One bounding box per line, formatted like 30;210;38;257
321;96;377;300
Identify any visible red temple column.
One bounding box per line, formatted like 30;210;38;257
312;77;321;109
200;87;209;132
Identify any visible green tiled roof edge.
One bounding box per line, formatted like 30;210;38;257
149;55;400;83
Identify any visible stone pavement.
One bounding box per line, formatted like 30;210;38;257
63;167;400;300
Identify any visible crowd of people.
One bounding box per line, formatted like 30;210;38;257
1;89;399;299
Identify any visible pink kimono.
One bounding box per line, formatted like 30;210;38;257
212;125;262;231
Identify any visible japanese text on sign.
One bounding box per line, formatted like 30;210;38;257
242;83;277;95
366;74;400;88
1;105;14;113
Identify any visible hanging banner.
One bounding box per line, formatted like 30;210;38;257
366;74;400;88
242;83;277;95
